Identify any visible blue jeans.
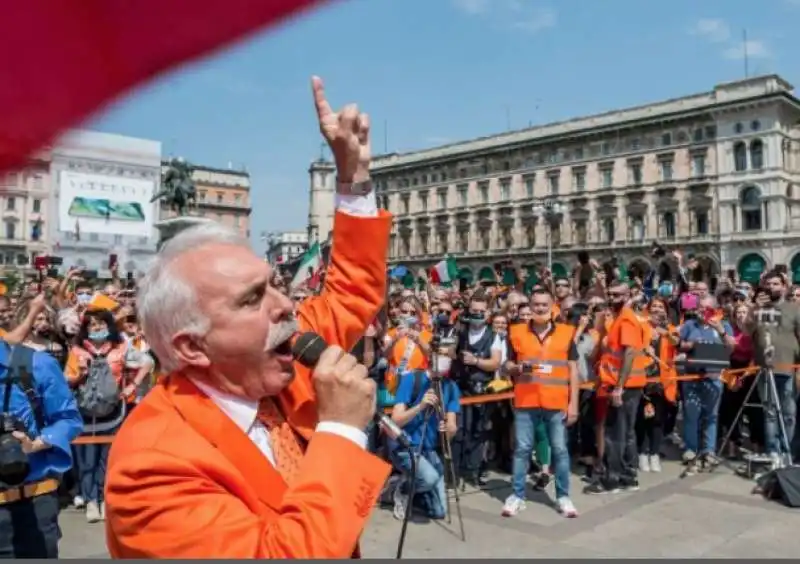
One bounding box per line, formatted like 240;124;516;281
512;408;570;500
76;442;109;503
759;372;797;455
391;449;446;519
682;379;723;455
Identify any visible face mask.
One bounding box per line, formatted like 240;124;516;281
89;329;109;342
468;315;485;328
402;315;418;327
77;294;91;306
436;313;451;326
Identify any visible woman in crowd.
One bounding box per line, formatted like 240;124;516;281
636;298;679;473
64;309;129;524
383;297;432;402
718;302;762;457
17;301;66;366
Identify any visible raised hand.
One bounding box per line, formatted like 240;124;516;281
311;76;370;183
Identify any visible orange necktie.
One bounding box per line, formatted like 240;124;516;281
257;398;304;485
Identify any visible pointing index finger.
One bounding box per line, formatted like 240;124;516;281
311;75;334;121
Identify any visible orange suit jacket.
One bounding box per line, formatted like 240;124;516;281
105;210;393;559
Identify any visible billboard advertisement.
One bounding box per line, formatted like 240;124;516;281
58;170;156;237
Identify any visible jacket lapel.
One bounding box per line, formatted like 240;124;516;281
165;374;287;511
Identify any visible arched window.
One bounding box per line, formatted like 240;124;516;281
750;139;764;170
733;141;747;171
740;186;762;231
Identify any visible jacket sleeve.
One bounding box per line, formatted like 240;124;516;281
297;210;392;353
105;432;391;559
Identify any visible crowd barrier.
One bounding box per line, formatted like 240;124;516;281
71;363;794;445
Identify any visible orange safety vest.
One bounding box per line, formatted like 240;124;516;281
654;324;679;403
597;307;650;389
508;322;574;410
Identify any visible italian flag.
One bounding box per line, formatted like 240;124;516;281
291;242;322;290
429;257;458;285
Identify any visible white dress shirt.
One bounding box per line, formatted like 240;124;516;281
188;188;378;466
192;379;367;466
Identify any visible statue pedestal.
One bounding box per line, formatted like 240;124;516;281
155;215;215;250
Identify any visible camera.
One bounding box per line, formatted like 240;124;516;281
0;414;31;486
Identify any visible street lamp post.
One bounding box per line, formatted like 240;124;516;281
532;198;563;273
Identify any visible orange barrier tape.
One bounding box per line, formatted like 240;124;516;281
73;363;800;444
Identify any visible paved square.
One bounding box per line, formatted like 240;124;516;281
59;460;800;559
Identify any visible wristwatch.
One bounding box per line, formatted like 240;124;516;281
336;177;373;196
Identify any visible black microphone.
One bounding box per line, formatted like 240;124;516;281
291;331;411;449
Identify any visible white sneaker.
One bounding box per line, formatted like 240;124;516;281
638;454;651;472
85;501;101;523
392;483;408;521
557;497;578;518
501;494;526;517
73;495;85;509
99;502;106;521
649;454;662;473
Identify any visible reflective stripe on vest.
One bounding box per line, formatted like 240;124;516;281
597;308;651;388
509;323;573;411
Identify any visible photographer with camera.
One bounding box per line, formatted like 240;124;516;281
451;292;501;487
0;337;83;558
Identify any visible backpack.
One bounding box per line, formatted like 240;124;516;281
76;352;120;419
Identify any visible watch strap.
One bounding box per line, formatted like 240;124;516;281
336;178;373;196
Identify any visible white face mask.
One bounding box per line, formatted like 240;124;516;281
435;356;452;375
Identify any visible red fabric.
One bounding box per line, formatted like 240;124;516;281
0;0;330;172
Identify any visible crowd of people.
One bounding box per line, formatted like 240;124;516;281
1;238;797;555
332;246;800;521
0;264;153;533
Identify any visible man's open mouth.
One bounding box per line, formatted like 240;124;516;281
274;339;292;356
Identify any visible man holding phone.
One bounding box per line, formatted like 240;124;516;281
678;296;735;471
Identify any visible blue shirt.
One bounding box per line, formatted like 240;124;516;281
679;319;733;379
394;370;461;451
679;319;733;344
0;345;83;484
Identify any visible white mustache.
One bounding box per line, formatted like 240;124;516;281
265;319;299;352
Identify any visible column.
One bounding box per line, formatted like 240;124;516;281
587;198;598;243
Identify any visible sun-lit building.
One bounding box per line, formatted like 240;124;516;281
308;74;800;284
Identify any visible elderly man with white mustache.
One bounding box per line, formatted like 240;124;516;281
104;77;392;559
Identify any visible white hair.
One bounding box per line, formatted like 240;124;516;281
138;221;250;372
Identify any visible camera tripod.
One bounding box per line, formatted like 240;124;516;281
422;351;466;542
715;364;794;474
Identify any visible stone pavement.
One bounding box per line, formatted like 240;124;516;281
59;459;800;559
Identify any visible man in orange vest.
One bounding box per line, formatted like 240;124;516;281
501;289;579;518
585;279;650;495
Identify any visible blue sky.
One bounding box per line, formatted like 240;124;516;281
90;0;800;251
